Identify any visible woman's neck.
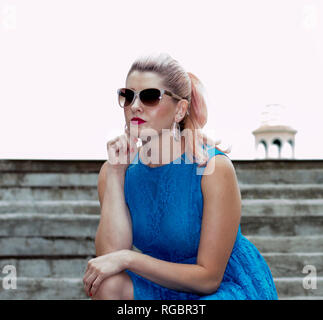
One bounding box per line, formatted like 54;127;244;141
139;134;184;168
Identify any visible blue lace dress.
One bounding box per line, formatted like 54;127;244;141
124;146;278;300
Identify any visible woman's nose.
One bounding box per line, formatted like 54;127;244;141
131;94;143;112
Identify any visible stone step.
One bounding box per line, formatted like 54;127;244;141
262;253;323;277
0;276;321;300
240;184;323;199
0;200;100;215
1;213;322;238
241;215;323;236
0;258;90;278
0;237;96;256
0;160;102;173
274;277;323;298
235;169;323;185
279;296;323;300
1;199;323;216
0;184;323;201
1;253;322;279
3;160;323;172
0;213;98;238
1;160;323;185
0;173;97;187
0;187;98;201
242;199;323;216
2;235;322;257
0;277;88;300
1;169;323;187
246;235;323;253
0;234;323;257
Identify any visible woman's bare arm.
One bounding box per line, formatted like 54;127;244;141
123;251;217;295
122;154;241;295
95;161;133;256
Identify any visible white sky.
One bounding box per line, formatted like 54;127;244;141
0;0;322;160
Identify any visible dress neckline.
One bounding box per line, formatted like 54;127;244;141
138;151;186;170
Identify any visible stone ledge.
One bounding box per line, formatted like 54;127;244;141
1;159;323;173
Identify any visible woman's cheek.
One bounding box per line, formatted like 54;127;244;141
151;105;173;128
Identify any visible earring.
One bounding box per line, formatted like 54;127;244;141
171;121;181;142
125;123;128;131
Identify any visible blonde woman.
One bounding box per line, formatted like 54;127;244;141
83;53;278;300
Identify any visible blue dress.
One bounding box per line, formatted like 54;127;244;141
124;145;278;300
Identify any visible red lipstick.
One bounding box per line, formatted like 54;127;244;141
131;117;146;124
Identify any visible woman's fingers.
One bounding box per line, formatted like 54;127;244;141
117;138;128;163
106;137;119;150
106;130;139;168
107;144;117;165
107;136;125;164
89;274;105;297
84;272;98;297
114;140;123;154
83;258;98;296
126;130;138;153
119;136;128;155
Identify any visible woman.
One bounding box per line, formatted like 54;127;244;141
83;52;278;300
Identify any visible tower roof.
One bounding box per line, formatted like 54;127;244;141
252;124;297;135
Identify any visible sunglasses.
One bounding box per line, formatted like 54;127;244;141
117;87;186;108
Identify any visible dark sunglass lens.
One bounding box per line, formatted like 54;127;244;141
140;89;161;106
119;89;134;107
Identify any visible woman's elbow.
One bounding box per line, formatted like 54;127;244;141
95;233;132;256
203;276;221;295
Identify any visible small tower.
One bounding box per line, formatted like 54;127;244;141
252;104;297;159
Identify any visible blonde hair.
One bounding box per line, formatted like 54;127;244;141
126;52;230;166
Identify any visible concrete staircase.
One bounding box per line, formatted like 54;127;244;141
0;159;322;300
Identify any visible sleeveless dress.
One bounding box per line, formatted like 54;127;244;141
124;145;278;300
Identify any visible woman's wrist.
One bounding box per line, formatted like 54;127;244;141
120;249;135;270
104;166;126;191
106;164;126;179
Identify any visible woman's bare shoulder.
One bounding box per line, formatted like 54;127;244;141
201;153;233;178
97;161;109;208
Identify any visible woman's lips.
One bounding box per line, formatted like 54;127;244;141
131;118;146;125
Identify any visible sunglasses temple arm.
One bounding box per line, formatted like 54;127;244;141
164;90;185;101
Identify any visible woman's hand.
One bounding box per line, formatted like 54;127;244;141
106;124;139;175
83;249;130;297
